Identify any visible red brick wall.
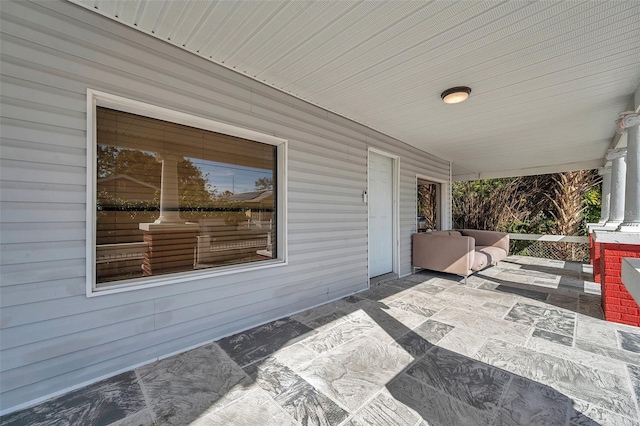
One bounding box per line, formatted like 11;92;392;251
590;233;602;283
599;243;640;327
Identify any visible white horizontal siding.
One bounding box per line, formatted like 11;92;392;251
0;0;450;413
1;277;87;307
0;259;86;287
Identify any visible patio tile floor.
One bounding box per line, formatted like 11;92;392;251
2;256;640;426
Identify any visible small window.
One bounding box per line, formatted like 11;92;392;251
88;91;287;294
417;178;441;232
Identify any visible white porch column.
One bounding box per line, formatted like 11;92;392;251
605;149;627;227
155;154;183;224
618;119;640;232
598;166;612;225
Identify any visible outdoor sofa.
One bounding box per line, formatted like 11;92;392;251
412;229;509;277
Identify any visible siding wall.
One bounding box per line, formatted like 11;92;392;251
0;0;450;412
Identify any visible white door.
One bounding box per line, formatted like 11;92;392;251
369;152;394;277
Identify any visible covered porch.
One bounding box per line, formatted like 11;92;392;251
2;0;640;421
4;256;639;426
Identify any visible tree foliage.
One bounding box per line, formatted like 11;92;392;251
96;148;246;243
452;170;601;237
97;147;216;210
583;187;602;224
254;177;274;190
547;170;594;236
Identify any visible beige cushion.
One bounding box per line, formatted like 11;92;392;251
471;250;489;271
476;245;508;264
461;229;509;253
430;230;461;237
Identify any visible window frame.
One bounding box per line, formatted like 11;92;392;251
86;89;288;297
415;173;450;233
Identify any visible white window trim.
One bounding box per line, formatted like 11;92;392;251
86;89;288;297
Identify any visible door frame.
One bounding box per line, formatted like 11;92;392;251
415;173;451;232
367;147;400;281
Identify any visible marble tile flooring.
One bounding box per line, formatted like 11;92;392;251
2;256;640;426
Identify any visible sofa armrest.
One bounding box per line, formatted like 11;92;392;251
412;233;474;277
460;229;509;253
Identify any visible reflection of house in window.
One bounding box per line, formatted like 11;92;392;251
232;189;275;257
196;189;275;267
98;175;158;202
94;106;279;287
229;189;274;226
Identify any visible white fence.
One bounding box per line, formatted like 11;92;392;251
509;233;589;262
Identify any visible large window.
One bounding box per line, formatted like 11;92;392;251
87;91;286;294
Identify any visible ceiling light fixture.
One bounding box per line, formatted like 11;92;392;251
441;86;471;104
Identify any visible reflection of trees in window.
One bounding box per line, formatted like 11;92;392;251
96;147;273;244
254;177;273;190
97;147;214;204
95;106;278;285
418;181;438;230
97;147;222;244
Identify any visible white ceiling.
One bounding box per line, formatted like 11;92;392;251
70;0;640;179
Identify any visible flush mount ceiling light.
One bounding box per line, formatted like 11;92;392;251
441;86;471;104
